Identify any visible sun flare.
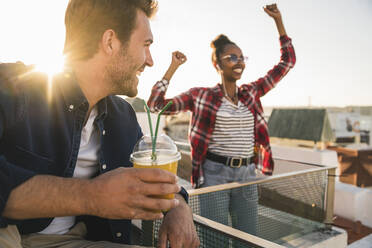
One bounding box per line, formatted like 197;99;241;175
34;56;66;77
32;55;66;103
0;0;69;77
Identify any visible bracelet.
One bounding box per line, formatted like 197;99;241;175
178;186;189;203
162;187;189;215
161;78;169;85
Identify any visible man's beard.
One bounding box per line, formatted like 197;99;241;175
104;48;138;97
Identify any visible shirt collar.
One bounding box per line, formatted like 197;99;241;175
96;97;108;120
54;69;107;119
215;83;241;98
213;83;224;98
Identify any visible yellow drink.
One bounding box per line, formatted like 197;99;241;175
133;160;178;199
130;134;181;212
131;151;180;200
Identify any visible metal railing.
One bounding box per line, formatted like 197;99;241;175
137;159;337;247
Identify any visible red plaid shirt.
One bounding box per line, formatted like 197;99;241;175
148;35;296;188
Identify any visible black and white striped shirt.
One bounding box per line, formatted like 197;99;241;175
209;98;255;158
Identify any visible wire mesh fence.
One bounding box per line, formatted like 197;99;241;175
189;165;328;244
140;217;273;248
137;160;333;247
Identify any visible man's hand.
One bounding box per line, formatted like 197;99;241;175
3;168;179;220
87;167;181;220
158;194;200;248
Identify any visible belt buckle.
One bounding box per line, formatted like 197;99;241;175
230;157;242;168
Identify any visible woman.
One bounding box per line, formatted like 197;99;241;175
148;4;296;236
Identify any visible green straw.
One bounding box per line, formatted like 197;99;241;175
143;100;154;142
153;101;173;155
143;100;156;160
143;100;173;160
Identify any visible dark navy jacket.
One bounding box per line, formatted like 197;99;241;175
0;63;143;244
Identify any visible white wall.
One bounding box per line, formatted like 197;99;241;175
334;182;372;228
271;144;338;167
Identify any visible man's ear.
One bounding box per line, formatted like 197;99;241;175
214;62;221;71
101;29;117;56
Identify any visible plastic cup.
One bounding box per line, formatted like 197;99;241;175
130;134;181;200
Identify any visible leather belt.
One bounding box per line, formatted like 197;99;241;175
206;151;253;168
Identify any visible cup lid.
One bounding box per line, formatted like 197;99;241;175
130;133;181;165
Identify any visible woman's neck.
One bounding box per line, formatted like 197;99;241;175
221;78;238;104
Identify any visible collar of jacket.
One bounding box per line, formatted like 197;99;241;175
55;69;108;120
213;83;241;101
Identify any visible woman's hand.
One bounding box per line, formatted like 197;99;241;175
264;4;287;37
163;51;187;82
263;4;282;20
171;51;187;68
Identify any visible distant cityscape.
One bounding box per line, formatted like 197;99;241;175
126;97;372;149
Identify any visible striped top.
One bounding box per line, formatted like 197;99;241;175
208;97;255;158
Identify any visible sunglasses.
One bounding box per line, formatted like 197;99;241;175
221;54;248;64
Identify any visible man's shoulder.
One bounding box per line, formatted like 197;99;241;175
107;95;136;116
105;96;141;135
0;63;45;126
0;62;48;94
0;62;33;79
108;95;132;107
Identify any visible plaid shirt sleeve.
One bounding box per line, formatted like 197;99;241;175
147;79;195;114
241;36;296;176
243;35;296;97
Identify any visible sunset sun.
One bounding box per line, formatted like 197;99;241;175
34;56;66;77
0;0;69;76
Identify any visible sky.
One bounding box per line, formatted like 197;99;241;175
0;0;371;107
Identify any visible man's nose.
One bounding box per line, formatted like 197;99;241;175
145;49;154;67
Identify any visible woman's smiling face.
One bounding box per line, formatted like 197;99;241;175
218;44;246;81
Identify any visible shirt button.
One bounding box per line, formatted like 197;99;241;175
116;232;122;238
68;105;74;111
102;164;107;170
102;130;106;136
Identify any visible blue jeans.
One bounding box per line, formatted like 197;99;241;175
200;159;258;246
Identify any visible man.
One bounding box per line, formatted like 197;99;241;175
0;0;199;247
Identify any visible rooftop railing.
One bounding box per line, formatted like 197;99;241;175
136;158;337;247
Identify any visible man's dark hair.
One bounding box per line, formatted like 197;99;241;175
64;0;158;62
210;34;236;66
